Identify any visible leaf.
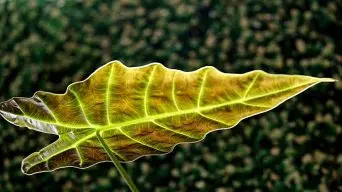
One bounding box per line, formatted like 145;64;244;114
0;60;335;174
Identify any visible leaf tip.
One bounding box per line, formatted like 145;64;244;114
21;152;46;175
317;77;337;83
21;163;31;175
21;159;33;175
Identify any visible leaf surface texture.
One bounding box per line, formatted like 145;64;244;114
0;61;334;174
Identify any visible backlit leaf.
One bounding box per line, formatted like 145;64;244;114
0;60;335;174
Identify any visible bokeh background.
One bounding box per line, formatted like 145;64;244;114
0;0;341;191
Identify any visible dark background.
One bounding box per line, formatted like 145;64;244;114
0;0;341;191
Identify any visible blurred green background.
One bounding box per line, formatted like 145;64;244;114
0;0;341;191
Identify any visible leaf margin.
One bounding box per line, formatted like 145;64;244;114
0;60;336;175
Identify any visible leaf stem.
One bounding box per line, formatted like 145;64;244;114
96;131;139;192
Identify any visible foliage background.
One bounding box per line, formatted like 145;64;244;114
0;0;341;191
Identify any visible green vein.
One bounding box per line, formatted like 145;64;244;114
35;130;126;167
10;99;28;119
118;127;167;152
197;70;209;108
2;99;85;128
35;96;60;123
3;112;87;129
50;133;95;161
106;64;115;125
20;75;326;170
27;132;97;169
144;65;157;117
233;80;317;105
12;99;27;116
241;101;270;108
151;120;198;140
172;71;181;111
198;112;231;127
243;72;260;98
201;80;317;112
11;99;54;125
69;89;94;127
10;78;319;132
75;146;83;166
99;80;318;132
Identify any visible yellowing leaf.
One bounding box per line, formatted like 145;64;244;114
0;61;335;174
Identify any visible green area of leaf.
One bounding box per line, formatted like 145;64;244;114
0;60;334;175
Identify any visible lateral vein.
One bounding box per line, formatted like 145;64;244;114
172;71;181;111
243;72;260;98
197;69;209;108
69;89;94;127
151;120;198;140
144;66;157;117
119;127;167;152
106;64;115;125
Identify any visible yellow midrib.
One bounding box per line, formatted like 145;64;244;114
7;79;319;132
22;79;321;169
98;79;318;131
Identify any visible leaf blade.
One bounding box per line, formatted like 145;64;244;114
0;61;334;174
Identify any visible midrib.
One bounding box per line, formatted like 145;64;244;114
98;80;315;131
2;80;316;132
98;98;242;131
